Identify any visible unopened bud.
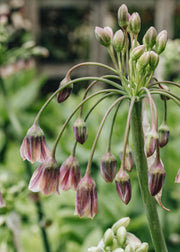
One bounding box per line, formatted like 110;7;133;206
124;244;134;252
113;29;125;52
112;217;130;234
118;4;129;29
128;12;141;35
136;242;149;252
131;45;145;61
100;152;117;183
117;226;127;247
175;168;180;183
143;26;157;50
95;26;113;47
115;170;131;205
103;228;114;247
137;52;150;70
126;233;141;250
57;76;73;103
158;122;170;147
73;118;88;144
149;51;159;70
148;159;166;196
155;30;168;54
145;129;158;157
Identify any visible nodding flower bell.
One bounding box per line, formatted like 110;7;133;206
145;128;159;157
95;26;113;47
115;169;131;205
75;173;98;219
73;117;88;144
100;152;117;183
60;155;81;190
20;123;51;163
148;158;166;196
28;157;60;196
120;146;134;172
158;122;170;148
57;75;73;103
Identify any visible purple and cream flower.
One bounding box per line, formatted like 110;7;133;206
60;155;81;191
75;173;98;219
29;157;60;196
115;169;131;205
20;123;51;163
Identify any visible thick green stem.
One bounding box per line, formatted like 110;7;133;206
131;101;168;252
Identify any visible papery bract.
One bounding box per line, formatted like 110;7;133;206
20;124;50;163
60;155;81;190
75;173;98;219
29;157;60;196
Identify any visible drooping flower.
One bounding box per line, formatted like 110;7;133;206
75;173;98;219
29;157;60;196
20;123;50;163
57;75;73;103
115;169;131;205
100;152;117;183
60;155;81;190
73;117;88;144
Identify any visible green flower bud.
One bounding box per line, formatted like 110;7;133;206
158;122;170;148
135;242;149;252
112;217;130;234
131;45;145;61
73;118;88;144
128;12;141;35
103;228;114;247
113;29;125;52
143;26;157;50
118;4;129;29
124;244;134;252
57;76;73;103
126;233;141;250
117;226;127;247
149;51;159;70
175;168;180;183
95;26;113;47
145;129;159;157
155;30;168;54
137;52;150;70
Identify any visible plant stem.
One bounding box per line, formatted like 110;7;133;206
131;101;168;252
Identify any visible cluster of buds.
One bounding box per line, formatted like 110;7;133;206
88;217;149;252
20;3;180;222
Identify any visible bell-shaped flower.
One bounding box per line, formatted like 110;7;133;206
57;75;73;103
60;155;81;190
29;157;60;196
73;117;88;144
100;152;117;183
75;173;98;219
20;123;50;163
115;169;131;205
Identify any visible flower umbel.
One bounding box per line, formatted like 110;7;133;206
29;157;60;196
20;123;50;163
75;173;98;219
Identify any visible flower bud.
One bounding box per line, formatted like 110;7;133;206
112;217;130;234
73;117;88;144
155;30;168;54
137;52;150;70
113;29;125;52
124;244;134;252
148;159;166;196
103;228;114;247
118;4;129;29
95;26;113;47
175;168;180;183
60;155;81;190
149;51;159;70
115;170;131;205
136;242;149;252
126;233;141;250
128;12;141;35
158;122;170;148
57;76;73;103
100;152;117;183
117;226;127;247
145;129;158;157
131;45;145;61
75;173;98;218
143;26;157;50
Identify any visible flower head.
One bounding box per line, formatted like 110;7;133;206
20;124;50;163
29;157;60;196
75;173;98;219
60;155;81;190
